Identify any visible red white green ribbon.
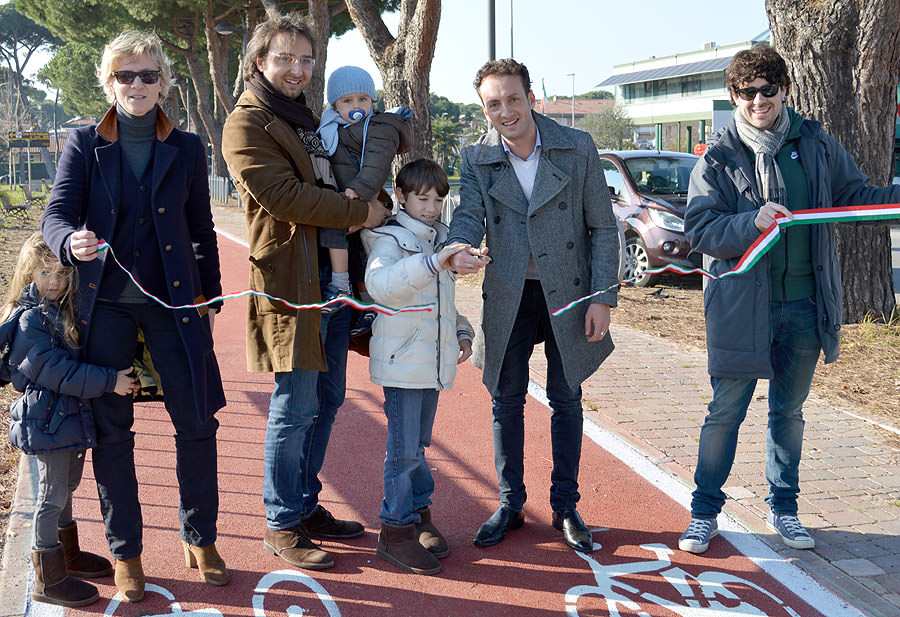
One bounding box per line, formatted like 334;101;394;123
95;241;433;315
551;203;900;317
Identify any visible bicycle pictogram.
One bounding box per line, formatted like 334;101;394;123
565;541;803;616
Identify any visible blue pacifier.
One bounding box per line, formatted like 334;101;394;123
348;109;367;121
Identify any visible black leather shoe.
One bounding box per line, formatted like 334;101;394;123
473;507;525;547
552;509;593;553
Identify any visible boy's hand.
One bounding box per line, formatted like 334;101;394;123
457;338;473;364
448;246;490;274
436;243;470;270
114;368;138;397
344;187;360;200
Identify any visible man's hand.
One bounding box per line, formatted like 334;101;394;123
344;187;360;200
70;230;100;262
457;338;473;364
361;196;392;229
755;201;792;232
448;246;490;275
585;303;611;342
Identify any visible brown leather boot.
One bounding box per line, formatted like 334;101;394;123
264;524;334;570
376;522;441;575
58;522;113;578
413;507;450;558
31;545;99;607
183;541;229;585
114;556;145;602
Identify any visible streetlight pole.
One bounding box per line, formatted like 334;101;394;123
566;73;575;127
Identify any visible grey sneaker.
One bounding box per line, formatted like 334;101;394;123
678;518;718;554
767;511;815;549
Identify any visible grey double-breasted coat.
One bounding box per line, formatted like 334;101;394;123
447;112;619;393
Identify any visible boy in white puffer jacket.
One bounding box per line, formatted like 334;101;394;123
362;159;474;576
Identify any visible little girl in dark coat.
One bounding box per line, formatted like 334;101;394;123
1;233;135;607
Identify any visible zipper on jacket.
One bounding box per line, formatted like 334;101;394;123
781;231;789;301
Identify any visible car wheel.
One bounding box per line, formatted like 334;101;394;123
623;236;659;288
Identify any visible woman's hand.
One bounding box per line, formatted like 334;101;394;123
70;230;100;262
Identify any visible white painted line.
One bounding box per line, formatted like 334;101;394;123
526;380;867;617
215;227;249;249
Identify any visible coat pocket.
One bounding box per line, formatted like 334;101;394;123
249;237;300;315
704;275;758;353
388;328;419;365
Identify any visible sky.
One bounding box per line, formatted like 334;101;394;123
21;0;769;106
325;0;770;105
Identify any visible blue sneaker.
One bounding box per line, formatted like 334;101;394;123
321;283;351;315
767;511;815;549
678;518;718;554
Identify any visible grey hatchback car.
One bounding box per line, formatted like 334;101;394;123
598;150;702;286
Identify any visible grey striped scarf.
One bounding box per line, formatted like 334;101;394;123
733;106;791;204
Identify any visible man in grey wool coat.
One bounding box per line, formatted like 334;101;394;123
447;58;620;554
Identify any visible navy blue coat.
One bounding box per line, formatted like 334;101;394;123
41;106;225;421
6;284;116;454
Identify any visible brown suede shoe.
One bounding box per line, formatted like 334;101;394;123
413;507;449;558
114;556;145;602
31;545;99;607
264;525;334;570
302;506;364;539
376;522;441;575
183;541;229;585
58;522;113;578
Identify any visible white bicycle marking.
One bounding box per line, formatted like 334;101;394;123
565;541;802;617
102;583;223;617
253;569;341;617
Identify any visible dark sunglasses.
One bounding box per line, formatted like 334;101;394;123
113;70;161;85
734;83;780;101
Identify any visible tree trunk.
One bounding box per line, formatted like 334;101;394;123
766;0;900;322
305;0;333;118
344;0;440;169
184;49;226;176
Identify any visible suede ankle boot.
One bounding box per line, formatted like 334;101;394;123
114;556;145;602
58;522;113;578
31;545;99;607
183;540;229;585
376;522;441;575
413;507;449;558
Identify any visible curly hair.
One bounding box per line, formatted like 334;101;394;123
725;44;791;95
1;232;80;348
97;30;174;104
243;8;315;82
473;59;532;100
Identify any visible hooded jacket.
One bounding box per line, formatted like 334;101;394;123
5;283;117;454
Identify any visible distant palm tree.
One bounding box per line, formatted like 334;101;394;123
431;114;461;171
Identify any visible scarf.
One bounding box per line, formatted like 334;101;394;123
733;106;791;205
247;72;335;189
317;106;350;157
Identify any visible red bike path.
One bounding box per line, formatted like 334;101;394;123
43;234;848;617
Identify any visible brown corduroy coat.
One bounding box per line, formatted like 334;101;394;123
223;90;368;372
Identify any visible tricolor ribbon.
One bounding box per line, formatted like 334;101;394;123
95;241;433;316
551;203;900;317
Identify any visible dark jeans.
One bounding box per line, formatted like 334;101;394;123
87;300;219;559
691;297;821;518
491;280;584;512
264;305;352;530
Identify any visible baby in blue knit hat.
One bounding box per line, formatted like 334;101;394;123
317;66;413;335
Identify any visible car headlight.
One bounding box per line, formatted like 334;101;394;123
648;208;685;232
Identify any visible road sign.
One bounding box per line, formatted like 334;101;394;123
8;131;50;148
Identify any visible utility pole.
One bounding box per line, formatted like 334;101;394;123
566;73;575;127
488;0;496;60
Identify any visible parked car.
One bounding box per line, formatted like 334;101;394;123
598;150;702;287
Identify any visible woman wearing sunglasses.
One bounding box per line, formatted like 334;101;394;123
41;30;227;601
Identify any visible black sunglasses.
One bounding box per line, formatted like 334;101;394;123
734;83;780;101
113;70;162;85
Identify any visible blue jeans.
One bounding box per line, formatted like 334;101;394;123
691;297;821;518
87;300;219;559
263;305;352;530
491;280;584;513
380;387;439;525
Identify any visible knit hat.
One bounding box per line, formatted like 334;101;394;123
327;66;377;106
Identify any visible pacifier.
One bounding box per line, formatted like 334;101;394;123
348;109;367;121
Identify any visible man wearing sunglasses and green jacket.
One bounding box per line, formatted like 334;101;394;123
679;43;900;555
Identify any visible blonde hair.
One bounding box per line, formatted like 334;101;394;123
97;30;174;103
1;232;80;348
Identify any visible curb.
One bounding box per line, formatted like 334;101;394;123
0;454;37;617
